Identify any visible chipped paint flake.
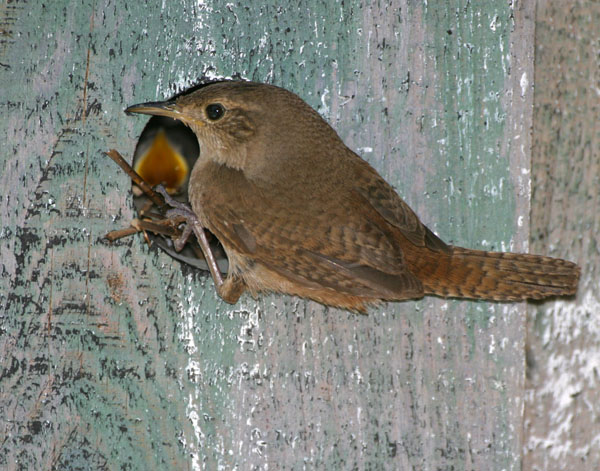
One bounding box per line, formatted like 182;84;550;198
520;72;528;97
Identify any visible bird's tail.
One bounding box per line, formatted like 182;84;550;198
414;246;580;301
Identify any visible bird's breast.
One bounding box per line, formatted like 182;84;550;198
187;158;255;225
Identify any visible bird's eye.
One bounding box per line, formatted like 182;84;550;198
205;103;225;121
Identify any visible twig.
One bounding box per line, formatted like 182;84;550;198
131;218;183;237
105;226;139;242
104;149;166;208
105;217;185;242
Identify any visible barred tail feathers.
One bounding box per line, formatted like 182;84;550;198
413;247;580;301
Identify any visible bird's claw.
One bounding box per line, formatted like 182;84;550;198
152;185;225;290
154;184;191;213
154;184;197;252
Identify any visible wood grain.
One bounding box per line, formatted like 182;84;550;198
0;1;586;470
525;1;600;469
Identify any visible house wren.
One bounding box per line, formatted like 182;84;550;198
126;81;580;312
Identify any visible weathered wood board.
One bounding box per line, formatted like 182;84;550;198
1;1;592;470
524;1;600;470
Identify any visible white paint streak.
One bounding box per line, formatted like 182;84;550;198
489;14;499;31
179;287;199;355
520;72;528;97
543;289;600;346
319;87;330;115
178;280;205;471
527;287;600;460
489;334;496;354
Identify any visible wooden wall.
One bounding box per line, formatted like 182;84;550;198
1;1;596;469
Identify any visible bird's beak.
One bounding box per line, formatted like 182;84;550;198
125;99;181;119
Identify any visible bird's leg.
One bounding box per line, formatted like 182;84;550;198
155;185;224;287
154;185;245;304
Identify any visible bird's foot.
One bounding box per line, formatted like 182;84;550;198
154;184;194;218
153;185;227;292
154;185;196;252
219;274;246;304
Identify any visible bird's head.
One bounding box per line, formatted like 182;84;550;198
126;81;340;173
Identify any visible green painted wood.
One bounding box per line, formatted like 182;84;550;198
0;1;564;470
524;2;600;470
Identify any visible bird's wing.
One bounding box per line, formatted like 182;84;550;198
196;163;425;300
350;157;451;253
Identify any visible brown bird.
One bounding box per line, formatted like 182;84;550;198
126;81;580;312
